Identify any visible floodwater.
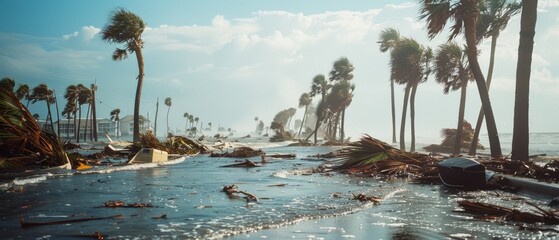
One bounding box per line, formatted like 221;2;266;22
1;142;558;239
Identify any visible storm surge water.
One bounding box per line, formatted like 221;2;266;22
1;136;558;239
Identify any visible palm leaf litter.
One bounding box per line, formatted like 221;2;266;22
0;89;69;169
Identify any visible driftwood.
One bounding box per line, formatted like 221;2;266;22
265;153;296;159
103;200;153;208
20;215;122;228
210;147;264;158
458;200;559;224
352;193;381;204
220;159;259;168
222;184;258;202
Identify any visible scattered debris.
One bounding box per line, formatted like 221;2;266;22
210;147;264;158
265;153;296;159
152;214;167;219
103;200;153;208
458;200;559;224
351;193;382;204
222;184;258;202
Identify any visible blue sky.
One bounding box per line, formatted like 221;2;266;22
1;0;558;145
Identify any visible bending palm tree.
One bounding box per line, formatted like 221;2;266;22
110;108;121;140
102;8;146;143
433;42;474;155
419;0;502;158
469;0;521;155
309;74;330;144
297;93;312;138
378;28;401;144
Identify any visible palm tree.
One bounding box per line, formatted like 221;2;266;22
28;84;55;133
64;85;79;141
101;8;146;143
378;28;401;144
434;42;473;155
328;57;355;142
208;122;212;131
0;77;15;92
511;0;537;161
183;112;189;134
194;117;200;136
110;108;121;139
15;84;29;101
154;97;159;137
469;0;521;155
419;0;502;158
164;97;172;134
390;37;430;151
77;85;91;142
309;74;330;144
62;101;76;140
297;93;312;138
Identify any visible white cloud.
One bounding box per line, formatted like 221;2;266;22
62;26;100;41
386;2;416;10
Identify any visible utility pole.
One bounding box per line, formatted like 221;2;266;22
91;83;98;142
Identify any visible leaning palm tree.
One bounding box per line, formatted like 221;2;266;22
329;57;355;142
390;37;430;152
433;42;474;155
297;93;312;138
15;84;29;101
101;8;146;143
64;85;79;141
419;0;502;158
469;0;521;155
308;74;330;144
28;84;55;134
511;0;537;161
164;97;172;134
62;101;77;140
110;108;121;139
377;28;401;144
183;112;189;134
0;77;15;92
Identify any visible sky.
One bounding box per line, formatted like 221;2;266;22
1;0;558;145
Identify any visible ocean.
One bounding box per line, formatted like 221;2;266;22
0;133;558;239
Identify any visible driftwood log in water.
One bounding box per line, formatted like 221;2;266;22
352;193;381;204
103;200;153;208
20;215;122;228
210;147;264;158
265;153;296;159
222;184;258;202
220;159;259;168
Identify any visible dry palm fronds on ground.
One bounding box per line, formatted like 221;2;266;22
0;89;68;169
130;132;206;155
210;146;264;158
458;200;559;225
335;134;438;178
481;158;559;182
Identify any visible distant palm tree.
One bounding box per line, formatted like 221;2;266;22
512;0;537;161
434;42;473;155
208;122;212;131
183;112;189;134
101;8;146;143
309;74;329;144
378;28;401;144
469;0;521;155
15;84;29;100
110;108;121;139
164;97;172;134
62;101;76;140
419;0;502;157
390;37;431;152
77;85;91;142
194;117;199;136
28;84;55;134
154;97;159;137
328;57;355;142
297;93;312;138
64;85;79;141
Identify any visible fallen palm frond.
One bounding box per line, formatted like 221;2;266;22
210;146;264;158
0;89;68;169
482;158;559;182
335;134;436;177
458;200;559;224
130;131;205;155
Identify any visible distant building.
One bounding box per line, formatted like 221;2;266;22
118;115;151;137
53;118;116;140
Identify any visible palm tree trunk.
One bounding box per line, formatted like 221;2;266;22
297;106;308;138
512;0;537;161
46;102;54;134
166;106;170;134
390;78;397;143
133;46;145;142
410;84;417;152
313;113;321;145
400;86;411;151
469;33;499;155
154;98;159;137
340;108;346;143
454;83;468;156
77;106;82;143
54;93;60;137
464;14;502;158
84;104;90;142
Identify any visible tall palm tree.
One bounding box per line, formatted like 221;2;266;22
377;28;401;144
390;37;430;151
511;0;537;161
64;85;79;141
469;0;521;155
110;108;121;140
419;0;502;158
101;8;146;143
164;97;172;134
309;74;329;144
77;85;91;142
329;57;355;143
62;101;76;140
434;42;474;155
297;93;312;138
